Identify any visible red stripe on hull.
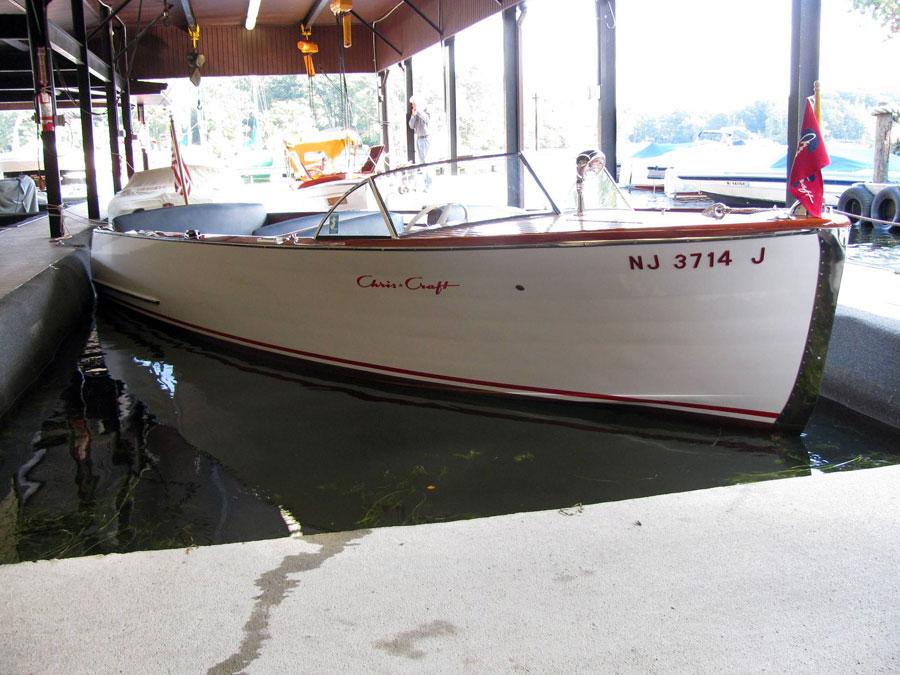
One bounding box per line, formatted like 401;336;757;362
101;293;782;422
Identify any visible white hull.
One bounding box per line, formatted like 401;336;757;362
92;227;837;426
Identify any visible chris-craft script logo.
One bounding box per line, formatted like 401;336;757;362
356;275;460;296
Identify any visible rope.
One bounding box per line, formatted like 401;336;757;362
831;208;900;228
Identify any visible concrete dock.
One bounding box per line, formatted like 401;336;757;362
0;213;94;419
1;213;900;672
2;464;898;672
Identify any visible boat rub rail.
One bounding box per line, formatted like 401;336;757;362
107;212;848;250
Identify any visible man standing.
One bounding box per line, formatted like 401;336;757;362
408;96;430;164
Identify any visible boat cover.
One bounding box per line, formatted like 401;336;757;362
0;175;39;216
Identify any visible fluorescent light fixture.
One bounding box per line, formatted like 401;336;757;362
245;0;261;30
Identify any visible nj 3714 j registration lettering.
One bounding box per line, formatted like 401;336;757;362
627;247;766;271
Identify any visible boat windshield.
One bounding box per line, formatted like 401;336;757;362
576;165;633;212
314;153;630;239
315;154;557;238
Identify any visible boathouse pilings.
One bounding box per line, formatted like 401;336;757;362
24;0;63;239
786;0;821;205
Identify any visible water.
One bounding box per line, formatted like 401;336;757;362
847;225;900;273
2;305;899;564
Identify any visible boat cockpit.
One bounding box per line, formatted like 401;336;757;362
107;152;633;242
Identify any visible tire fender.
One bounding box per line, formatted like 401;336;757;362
836;185;874;226
870;185;900;230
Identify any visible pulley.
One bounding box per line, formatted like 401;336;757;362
330;0;352;48
187;24;205;87
296;24;318;77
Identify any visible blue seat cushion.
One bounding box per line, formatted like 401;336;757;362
113;203;267;235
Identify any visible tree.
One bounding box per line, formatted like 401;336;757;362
852;0;900;36
736;101;775;135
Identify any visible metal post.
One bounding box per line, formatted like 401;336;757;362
25;0;64;237
70;0;100;219
404;59;414;163
786;0;820;203
446;36;458;164
378;69;390;168
503;5;523;207
597;0;617;180
100;5;122;193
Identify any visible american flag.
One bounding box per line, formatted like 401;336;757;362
169;115;191;205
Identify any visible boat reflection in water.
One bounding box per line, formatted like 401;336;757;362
4;309;898;562
93;309;899;534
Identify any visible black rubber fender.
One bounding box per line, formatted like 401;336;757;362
870;185;900;230
836;185;874;226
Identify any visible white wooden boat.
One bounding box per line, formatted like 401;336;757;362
665;142;900;208
91;153;849;429
665;170;857;208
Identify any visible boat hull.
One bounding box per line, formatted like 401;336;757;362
668;174;857;208
91;228;842;428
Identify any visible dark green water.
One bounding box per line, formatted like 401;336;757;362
848;223;900;272
2;301;898;564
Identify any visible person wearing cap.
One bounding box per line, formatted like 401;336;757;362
408;96;431;164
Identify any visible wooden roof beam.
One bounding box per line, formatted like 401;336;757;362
0;13;122;85
87;0;139;40
175;0;196;28
302;0;331;28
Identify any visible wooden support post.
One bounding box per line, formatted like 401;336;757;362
873;108;893;183
119;34;135;179
137;103;149;170
25;0;64;237
100;5;122;193
378;70;390;168
503;5;524;207
786;0;820;204
597;0;617;180
404;59;414;163
446;36;458;165
70;0;100;220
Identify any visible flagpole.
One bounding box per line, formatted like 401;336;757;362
814;80;821;123
170;115;189;206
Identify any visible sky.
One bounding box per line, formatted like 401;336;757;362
522;0;900;114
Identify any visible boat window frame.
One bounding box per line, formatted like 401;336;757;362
311;177;397;239
312;152;561;240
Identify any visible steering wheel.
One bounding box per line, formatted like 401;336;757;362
405;203;469;230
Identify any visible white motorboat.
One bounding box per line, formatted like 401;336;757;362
665;169;860;208
91;152;849;429
665;142;900;207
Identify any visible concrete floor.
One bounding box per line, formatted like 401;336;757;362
0;210;93;297
1;465;898;673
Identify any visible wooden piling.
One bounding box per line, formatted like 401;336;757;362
872;107;894;183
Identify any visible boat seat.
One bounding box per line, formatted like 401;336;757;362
112;202;267;235
252;214;322;237
316;211;404;237
253;210;404;239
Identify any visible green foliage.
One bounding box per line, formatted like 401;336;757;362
627;91;885;145
0;111;38;152
630;110;702;143
148;73;381;161
852;0;900;35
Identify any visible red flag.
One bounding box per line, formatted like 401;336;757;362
789;98;830;217
169;116;192;205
